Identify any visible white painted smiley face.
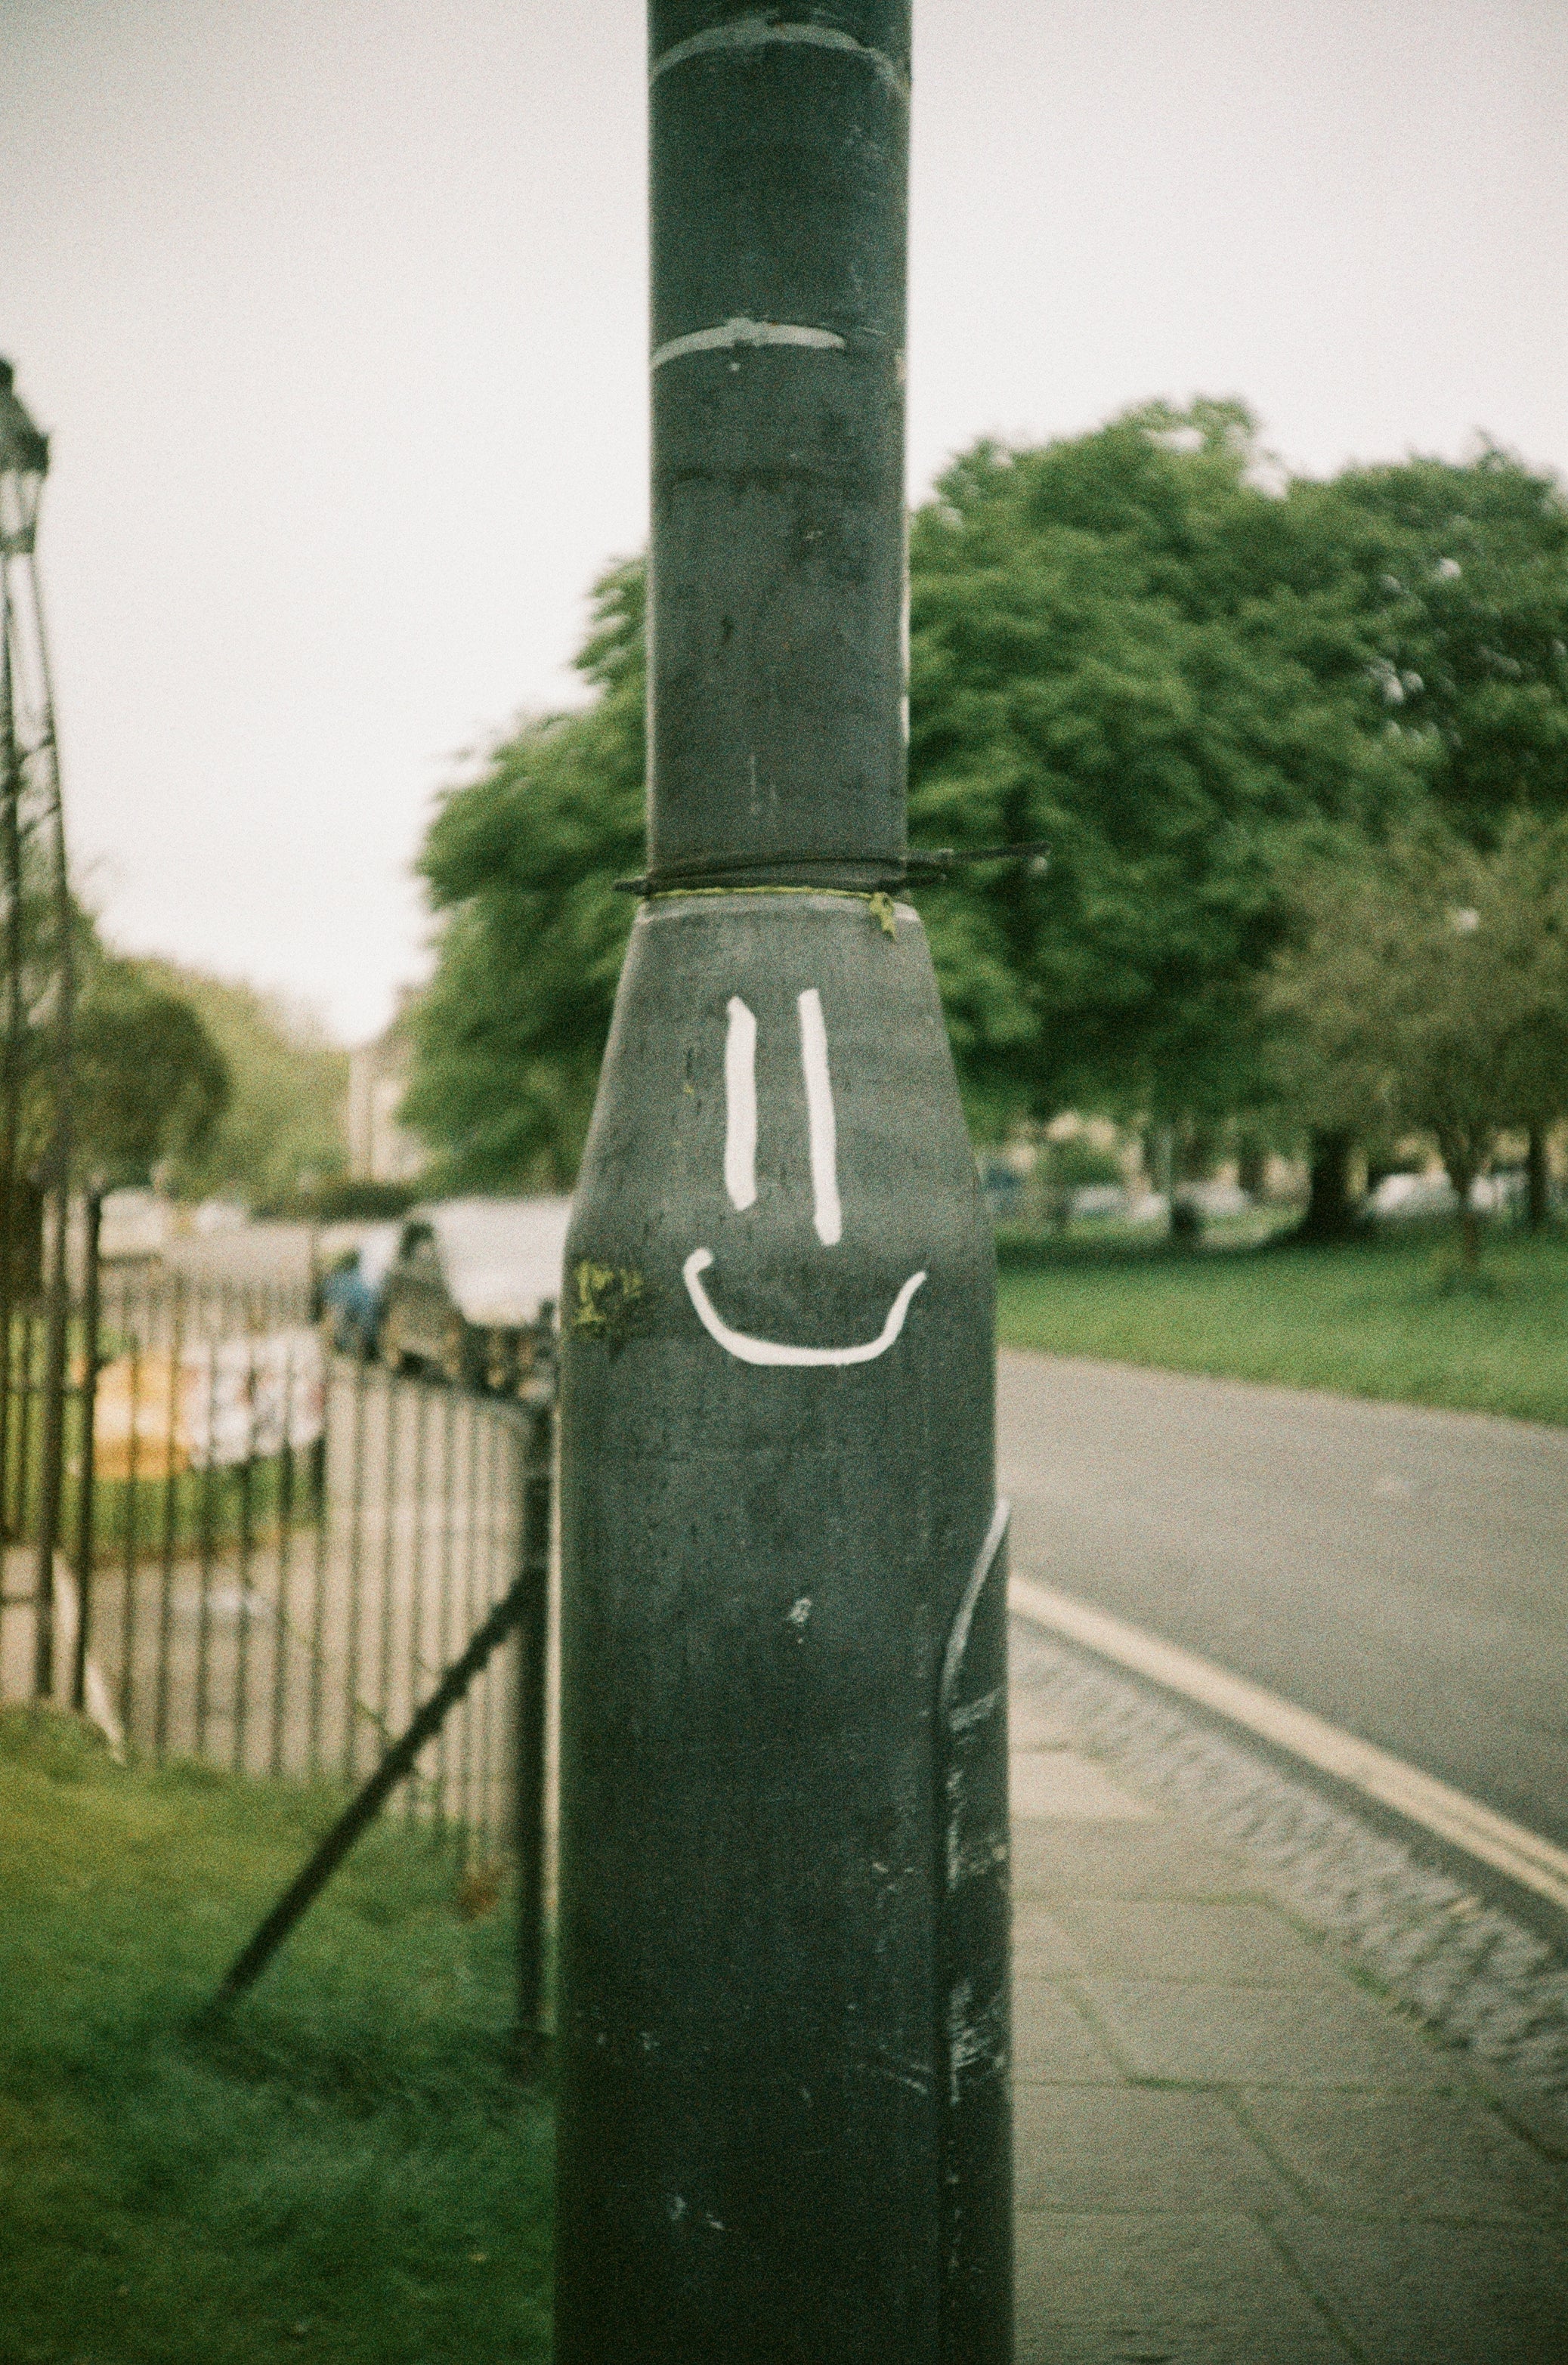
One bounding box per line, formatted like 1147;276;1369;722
682;988;927;1368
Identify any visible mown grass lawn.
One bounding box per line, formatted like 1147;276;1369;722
996;1217;1568;1425
0;1710;551;2365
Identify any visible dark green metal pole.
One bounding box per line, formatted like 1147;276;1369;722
69;1186;103;1714
555;7;1011;2357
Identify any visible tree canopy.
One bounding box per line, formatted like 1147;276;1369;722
402;562;643;1189
131;959;348;1206
1269;814;1568;1257
401;407;1568;1191
1282;449;1568;846
74;960;230;1188
904;401;1422;1133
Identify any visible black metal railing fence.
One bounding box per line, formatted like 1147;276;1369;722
0;1224;543;1863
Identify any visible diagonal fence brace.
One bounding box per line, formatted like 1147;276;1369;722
206;1568;532;2016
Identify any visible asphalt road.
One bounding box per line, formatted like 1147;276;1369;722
998;1349;1568;1852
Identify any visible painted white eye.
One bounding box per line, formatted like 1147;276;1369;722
722;988;843;1246
796;989;842;1247
723;997;757;1211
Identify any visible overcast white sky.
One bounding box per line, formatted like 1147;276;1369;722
2;0;1564;1040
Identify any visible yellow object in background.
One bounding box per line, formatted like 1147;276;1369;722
91;1331;324;1482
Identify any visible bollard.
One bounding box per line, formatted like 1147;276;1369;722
555;7;1011;2357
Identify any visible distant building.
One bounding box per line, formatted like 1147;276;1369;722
346;990;429;1183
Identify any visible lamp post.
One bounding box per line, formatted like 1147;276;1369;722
0;360;76;1699
554;10;1012;2358
0;365;47;558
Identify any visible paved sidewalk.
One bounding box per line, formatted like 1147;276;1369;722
1010;1636;1568;2363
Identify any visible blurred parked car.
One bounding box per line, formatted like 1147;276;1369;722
377;1198;572;1392
97;1187;173;1263
316;1221;401;1358
193;1198;249;1235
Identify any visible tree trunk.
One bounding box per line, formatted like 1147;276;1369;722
1526;1127;1551;1232
1436;1133;1484;1270
1460;1196;1481;1268
1294;1129;1361;1243
1235;1131;1268;1201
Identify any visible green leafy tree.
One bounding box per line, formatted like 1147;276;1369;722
401;561;644;1189
133;960;348;1207
905;403;1419;1139
1269;815;1568;1264
1284;447;1568;841
404;413;1568;1201
407;413;1420;1187
74;960;230;1186
0;904;227;1267
1260;446;1568;1234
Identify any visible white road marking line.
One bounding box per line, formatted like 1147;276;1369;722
1009;1573;1568;1915
796;988;842;1246
722;996;757;1210
651;17;908;95
651;318;846;370
683;1249;924;1368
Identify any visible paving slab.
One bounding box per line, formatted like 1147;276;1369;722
1270;2217;1568;2365
1012;1748;1157;1821
1048;1898;1345;1985
1229;2088;1568;2223
1013;1900;1087;1975
1077;1978;1458;2089
1014;2211;1352;2365
1012;1980;1128;2083
1012;1816;1272;1904
1013;2086;1291;2213
1007;1621;1568;2363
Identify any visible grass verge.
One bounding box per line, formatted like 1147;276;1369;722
0;1708;551;2365
996;1217;1568;1425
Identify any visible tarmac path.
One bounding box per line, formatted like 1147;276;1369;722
997;1350;1568;1854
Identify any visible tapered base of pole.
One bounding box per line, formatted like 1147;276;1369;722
555;892;1010;2363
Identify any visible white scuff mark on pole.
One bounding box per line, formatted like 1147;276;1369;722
650;16;909;97
723;996;758;1210
796;988;842;1246
651;318;846;371
683;1250;925;1368
941;1500;1011;1717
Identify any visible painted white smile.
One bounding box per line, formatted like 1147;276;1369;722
685;988;926;1370
684;1247;926;1368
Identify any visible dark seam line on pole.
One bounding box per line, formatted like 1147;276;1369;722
616;842;1050;895
650;20;908;96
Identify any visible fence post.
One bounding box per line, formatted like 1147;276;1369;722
513;1334;555;2062
69;1186;102;1713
